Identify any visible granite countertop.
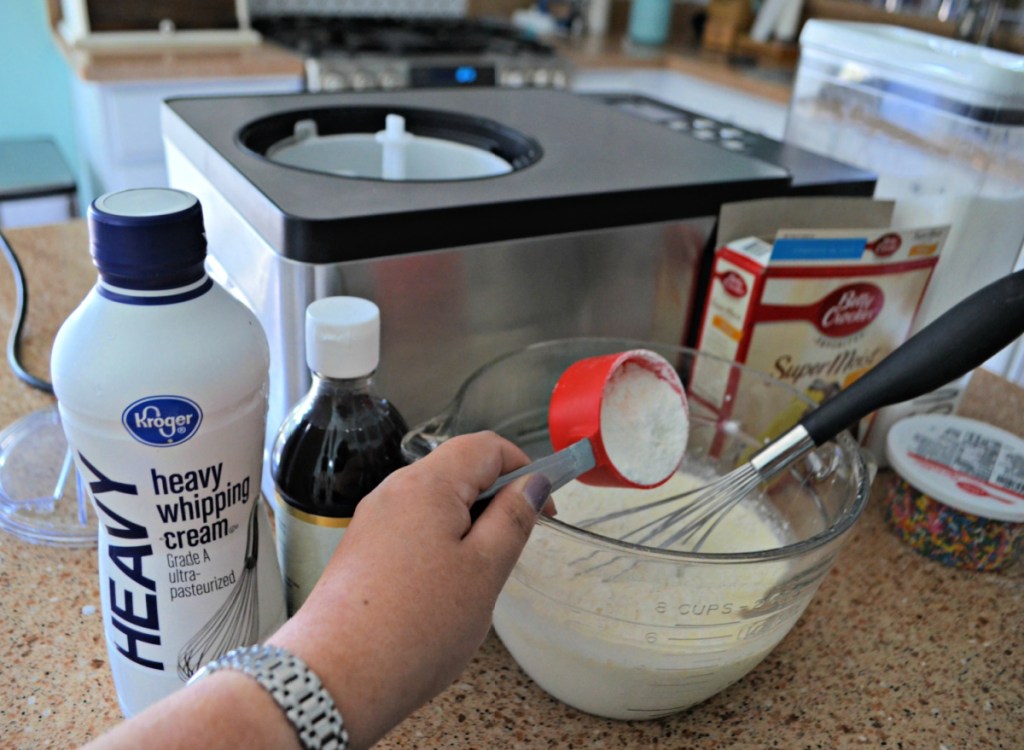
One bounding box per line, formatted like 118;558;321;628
53;36;305;83
1;221;1022;748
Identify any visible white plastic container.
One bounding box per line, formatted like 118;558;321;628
787;21;1024;201
786;22;1024;460
51;188;287;717
885;414;1024;571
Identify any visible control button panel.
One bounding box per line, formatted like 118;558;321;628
588;93;779;157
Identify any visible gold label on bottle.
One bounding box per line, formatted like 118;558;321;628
276;497;352;615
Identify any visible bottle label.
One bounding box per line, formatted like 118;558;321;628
122;396;203;446
60;393;287;716
275;500;350;615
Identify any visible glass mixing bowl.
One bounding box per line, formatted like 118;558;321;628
402;338;871;721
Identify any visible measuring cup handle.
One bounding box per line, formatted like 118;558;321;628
470;438;595;521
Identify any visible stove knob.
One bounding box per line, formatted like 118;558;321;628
501;69;526;88
531;68;551;87
378;70;403;89
350;71;374;91
550;70;569;89
319;73;347;92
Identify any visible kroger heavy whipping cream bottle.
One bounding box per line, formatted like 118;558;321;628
51;188;287;717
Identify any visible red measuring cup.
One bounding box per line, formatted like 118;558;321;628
474;350;688;514
549;349;687;489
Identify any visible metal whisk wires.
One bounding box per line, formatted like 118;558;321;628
575;427;816;554
576;466;763;551
177;502;262;680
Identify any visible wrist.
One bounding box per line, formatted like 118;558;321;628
266;583;411;750
189;644;349;750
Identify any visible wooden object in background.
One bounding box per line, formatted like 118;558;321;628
802;0;955;36
734;33;800;62
703;0;754;51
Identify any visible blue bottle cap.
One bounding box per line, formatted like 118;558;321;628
89;188;207;290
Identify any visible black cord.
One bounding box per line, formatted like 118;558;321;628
0;228;54;393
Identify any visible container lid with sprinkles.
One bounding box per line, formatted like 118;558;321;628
887;414;1024;524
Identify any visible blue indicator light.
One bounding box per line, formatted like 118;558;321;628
455;66;478;84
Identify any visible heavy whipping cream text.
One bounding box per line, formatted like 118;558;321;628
81;455;163;671
150;464;250;549
66;404;275;698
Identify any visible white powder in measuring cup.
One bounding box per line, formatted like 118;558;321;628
493;471;799;720
600;361;688;485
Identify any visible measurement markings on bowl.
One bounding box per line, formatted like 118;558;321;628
654;665;718;675
658;600;745;617
665;632;734;642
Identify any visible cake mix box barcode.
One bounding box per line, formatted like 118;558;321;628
693;224;949;434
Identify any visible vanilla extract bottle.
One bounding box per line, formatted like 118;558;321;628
272;296;408;614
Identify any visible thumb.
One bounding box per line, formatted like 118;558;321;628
466;473;552;582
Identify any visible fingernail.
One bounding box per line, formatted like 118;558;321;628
523;474;552;514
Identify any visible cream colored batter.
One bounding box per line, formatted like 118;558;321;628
493;470;800;720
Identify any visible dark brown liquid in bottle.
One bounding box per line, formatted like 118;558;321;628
273;386;408;518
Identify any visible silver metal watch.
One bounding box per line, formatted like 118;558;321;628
187;644;349;750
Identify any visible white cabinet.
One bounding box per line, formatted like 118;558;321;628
71;73;302;203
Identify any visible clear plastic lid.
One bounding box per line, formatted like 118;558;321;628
886;414;1024;524
0;407;97;547
799;21;1024;115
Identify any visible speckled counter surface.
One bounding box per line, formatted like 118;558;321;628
1;222;1021;749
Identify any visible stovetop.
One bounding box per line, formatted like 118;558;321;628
252;15;558;59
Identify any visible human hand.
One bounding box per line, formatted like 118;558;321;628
267;431;552;749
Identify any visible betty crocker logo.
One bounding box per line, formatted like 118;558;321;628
758;282;885;337
815;283;884;336
867;233;902;258
719;271;748;298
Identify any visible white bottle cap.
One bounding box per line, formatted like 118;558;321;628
305;297;381;379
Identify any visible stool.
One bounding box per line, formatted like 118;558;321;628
0;138;78;228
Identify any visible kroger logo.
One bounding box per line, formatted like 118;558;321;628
122;396;202;447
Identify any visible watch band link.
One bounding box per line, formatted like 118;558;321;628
188;644;349;750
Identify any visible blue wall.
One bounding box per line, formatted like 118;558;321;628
0;0;80;206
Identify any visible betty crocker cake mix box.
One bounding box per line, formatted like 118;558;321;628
692;222;949;438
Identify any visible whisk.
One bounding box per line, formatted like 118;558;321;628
177;501;261;680
577;268;1024;552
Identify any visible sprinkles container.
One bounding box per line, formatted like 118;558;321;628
885;414;1024;571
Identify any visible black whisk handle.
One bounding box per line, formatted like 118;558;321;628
800;268;1024;446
